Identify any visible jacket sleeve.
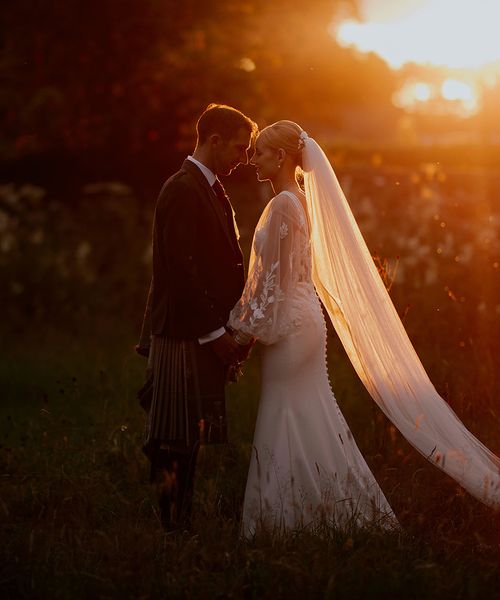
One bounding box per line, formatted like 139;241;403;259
228;193;305;345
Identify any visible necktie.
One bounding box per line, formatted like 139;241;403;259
212;179;228;206
212;179;230;222
212;180;238;249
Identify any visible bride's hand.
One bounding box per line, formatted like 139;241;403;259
237;339;255;363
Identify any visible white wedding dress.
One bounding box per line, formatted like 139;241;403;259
230;133;500;534
229;191;397;535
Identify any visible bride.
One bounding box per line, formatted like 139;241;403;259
228;120;500;536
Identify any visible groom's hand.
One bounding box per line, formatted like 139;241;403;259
237;339;255;363
209;331;241;366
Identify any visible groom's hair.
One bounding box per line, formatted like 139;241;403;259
196;104;258;144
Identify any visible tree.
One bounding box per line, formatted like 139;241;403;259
0;0;400;180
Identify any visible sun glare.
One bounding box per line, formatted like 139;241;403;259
393;78;479;115
393;81;432;109
333;0;500;70
414;83;432;102
441;79;474;102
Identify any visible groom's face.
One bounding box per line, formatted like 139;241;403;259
213;128;252;176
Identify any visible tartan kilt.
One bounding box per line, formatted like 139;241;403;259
142;335;227;459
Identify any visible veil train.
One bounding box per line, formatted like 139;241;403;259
302;134;500;508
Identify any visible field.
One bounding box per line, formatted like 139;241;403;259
1;156;500;598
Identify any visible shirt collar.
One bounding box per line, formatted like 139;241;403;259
187;155;217;187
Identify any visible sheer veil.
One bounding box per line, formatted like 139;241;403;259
301;133;500;507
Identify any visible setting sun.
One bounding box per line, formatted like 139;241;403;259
413;83;432;102
393;77;479;115
441;79;474;102
333;0;500;70
332;0;500;116
393;81;434;111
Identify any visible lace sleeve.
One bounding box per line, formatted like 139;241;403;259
228;193;307;345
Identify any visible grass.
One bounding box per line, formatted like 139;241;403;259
2;326;500;600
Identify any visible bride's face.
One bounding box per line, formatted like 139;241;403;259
250;137;279;182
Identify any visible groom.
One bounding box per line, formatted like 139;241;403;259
138;103;257;530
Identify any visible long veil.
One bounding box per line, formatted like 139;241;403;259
302;134;500;507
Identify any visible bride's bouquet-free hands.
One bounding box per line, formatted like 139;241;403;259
226;330;256;384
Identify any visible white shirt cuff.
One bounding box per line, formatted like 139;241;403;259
198;327;226;345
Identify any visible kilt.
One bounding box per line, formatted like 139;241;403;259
142;335;227;459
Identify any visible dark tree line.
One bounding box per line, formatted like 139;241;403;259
0;0;402;185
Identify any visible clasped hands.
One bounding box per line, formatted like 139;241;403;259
208;329;255;383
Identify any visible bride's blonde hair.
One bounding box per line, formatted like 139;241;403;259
258;120;304;169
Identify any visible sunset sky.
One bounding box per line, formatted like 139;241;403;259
335;0;500;69
332;0;500;114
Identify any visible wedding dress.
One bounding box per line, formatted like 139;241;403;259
230;133;500;535
229;190;397;535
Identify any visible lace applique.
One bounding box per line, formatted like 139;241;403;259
228;193;314;344
248;261;283;326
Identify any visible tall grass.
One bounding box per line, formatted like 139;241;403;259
2;326;500;599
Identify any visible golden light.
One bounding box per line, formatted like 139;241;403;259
239;57;256;72
333;0;500;70
393;81;433;110
441;78;479;113
414;83;432;102
441;79;474;102
393;78;479;115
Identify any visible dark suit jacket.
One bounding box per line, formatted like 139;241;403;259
150;159;245;339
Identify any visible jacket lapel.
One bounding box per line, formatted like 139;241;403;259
182;159;241;256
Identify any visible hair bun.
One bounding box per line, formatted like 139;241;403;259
298;130;308;150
